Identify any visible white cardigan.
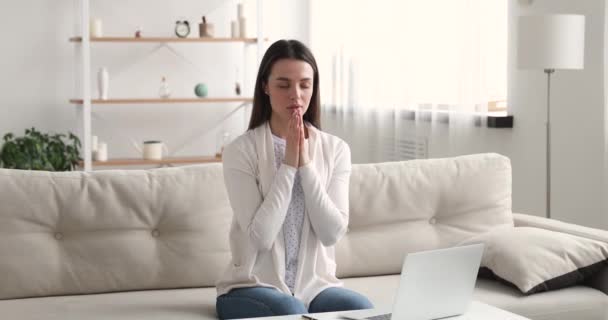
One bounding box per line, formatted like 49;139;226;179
215;121;352;307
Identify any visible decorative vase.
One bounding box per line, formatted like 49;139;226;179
90;18;103;38
159;76;171;98
194;83;208;97
238;17;247;38
97;67;109;100
94;142;108;161
231;20;239;38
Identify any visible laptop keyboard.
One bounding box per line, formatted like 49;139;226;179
366;314;391;320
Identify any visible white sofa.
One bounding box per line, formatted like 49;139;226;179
0;153;607;320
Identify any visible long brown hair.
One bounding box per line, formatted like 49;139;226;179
248;39;321;130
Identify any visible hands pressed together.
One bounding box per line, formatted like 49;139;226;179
283;110;310;168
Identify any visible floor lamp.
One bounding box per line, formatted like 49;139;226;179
517;14;585;219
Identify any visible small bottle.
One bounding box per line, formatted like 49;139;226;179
216;132;231;158
234;67;241;96
159;76;171;98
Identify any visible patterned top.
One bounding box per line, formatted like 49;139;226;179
272;134;305;293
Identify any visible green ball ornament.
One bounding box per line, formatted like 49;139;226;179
194;83;208;97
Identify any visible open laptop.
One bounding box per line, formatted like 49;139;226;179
343;243;484;320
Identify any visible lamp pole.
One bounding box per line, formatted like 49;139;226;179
545;68;554;219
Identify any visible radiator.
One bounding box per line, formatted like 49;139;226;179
381;135;428;161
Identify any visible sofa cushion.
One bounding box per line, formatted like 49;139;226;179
0;164;232;299
343;276;608;320
0;153;513;299
0;287;219;320
337;153;514;278
473;278;608;320
0;277;604;320
461;226;608;295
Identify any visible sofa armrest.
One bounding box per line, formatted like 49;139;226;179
513;213;608;243
513;212;608;294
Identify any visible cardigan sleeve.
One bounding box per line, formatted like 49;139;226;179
222;141;297;251
299;140;351;246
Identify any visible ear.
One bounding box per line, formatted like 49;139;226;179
263;82;269;95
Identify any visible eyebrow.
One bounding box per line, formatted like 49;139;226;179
275;77;312;82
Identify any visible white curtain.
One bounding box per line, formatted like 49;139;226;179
311;0;507;163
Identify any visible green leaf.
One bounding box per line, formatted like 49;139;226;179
0;127;83;171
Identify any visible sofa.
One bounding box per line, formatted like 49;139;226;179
0;153;607;320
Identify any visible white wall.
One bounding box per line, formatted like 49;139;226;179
509;0;606;228
606;0;608;233
0;0;308;164
322;0;608;229
1;0;605;229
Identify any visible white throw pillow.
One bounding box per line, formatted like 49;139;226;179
461;226;608;294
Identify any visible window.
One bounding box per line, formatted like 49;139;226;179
310;0;507;114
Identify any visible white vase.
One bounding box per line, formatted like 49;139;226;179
159;76;171;98
94;142;108;161
97;67;109;100
90;18;103;38
238;17;247;38
231;20;239;38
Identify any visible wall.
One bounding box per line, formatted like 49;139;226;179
509;0;606;228
0;0;308;166
322;0;608;229
0;0;605;229
605;0;608;232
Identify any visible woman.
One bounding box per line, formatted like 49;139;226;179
215;39;373;319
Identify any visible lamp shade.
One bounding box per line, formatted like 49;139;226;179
518;14;585;70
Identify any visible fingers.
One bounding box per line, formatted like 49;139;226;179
284;111;300;168
300;115;306;144
293;112;300;140
288;111;296;135
289;111;300;149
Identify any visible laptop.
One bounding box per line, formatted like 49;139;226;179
343;243;484;320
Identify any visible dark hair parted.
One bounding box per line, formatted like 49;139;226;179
248;39;321;130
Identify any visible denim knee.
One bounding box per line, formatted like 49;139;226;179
216;287;307;319
309;287;374;313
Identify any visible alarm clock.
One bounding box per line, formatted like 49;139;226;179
175;20;190;38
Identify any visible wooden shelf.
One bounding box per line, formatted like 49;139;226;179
70;36;261;43
80;155;222;167
69;97;253;105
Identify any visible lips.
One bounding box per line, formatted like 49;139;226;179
287;105;302;110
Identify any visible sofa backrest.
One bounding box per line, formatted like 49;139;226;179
0;164;232;299
335;153;513;278
0;153;512;299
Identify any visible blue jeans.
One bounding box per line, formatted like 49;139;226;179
216;287;374;319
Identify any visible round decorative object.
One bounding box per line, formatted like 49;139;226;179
175;20;190;38
194;83;208;97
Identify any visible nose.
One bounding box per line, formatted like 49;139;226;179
289;86;301;101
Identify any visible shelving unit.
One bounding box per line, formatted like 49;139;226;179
69;98;253;105
79;155;221;167
72;0;264;171
69;36;261;43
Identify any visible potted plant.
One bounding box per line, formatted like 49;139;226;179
0;128;82;171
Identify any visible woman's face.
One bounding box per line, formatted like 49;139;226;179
264;58;314;124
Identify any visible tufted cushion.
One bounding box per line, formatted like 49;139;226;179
0;164;232;299
335;153;514;278
0;153;513;299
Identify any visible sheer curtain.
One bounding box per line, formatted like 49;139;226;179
310;0;507;163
